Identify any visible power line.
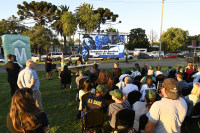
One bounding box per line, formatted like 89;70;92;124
90;0;200;3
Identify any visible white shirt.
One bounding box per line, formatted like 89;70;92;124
140;84;156;101
154;71;163;77
122;84;139;97
119;74;130;82
146;98;187;133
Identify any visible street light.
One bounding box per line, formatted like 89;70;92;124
159;0;165;60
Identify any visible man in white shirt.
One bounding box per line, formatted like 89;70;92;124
154;65;163;77
130;66;141;81
119;69;130;82
145;78;187;133
122;77;139;97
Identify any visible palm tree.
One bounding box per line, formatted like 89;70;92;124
52;5;69;54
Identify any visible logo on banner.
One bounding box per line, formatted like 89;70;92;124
12;40;27;61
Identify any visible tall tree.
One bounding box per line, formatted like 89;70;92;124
76;3;100;34
52;5;69;54
148;29;158;47
94;8;119;33
74;38;81;43
23;26;60;61
106;28;119;35
127;28;150;50
17;1;58;26
161;27;189;52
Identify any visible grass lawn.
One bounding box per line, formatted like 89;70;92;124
0;65;199;133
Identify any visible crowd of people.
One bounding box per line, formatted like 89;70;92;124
4;54;200;133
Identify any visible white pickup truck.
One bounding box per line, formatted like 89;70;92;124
148;51;164;58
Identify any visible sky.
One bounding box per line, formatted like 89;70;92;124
0;0;200;41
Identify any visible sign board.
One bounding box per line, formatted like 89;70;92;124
2;34;31;65
82;34;125;59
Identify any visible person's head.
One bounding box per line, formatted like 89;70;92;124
135;63;140;71
110;89;123;101
96;85;108;97
78;56;82;61
93;63;98;69
145;89;157;110
10;88;42;132
132;66;137;72
156;65;161;71
114;62;119;68
63;65;69;73
146;76;153;88
191;82;200;98
47;53;51;58
26;60;35;69
68;57;71;62
79;69;84;76
176;72;183;81
98;70;108;84
161;78;179;100
179;68;184;73
143;63;148;70
147;69;153;76
82;79;91;92
7;54;13;61
125;69;130;74
148;65;153;70
188;63;193;69
12;55;17;62
168;66;172;70
124;77;132;85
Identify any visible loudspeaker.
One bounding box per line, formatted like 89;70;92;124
192;40;197;46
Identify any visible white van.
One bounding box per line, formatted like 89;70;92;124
41;52;63;61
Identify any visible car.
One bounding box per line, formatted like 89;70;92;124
0;54;5;62
124;54;133;59
178;51;189;58
137;54;152;59
31;53;38;57
148;51;164;59
41;52;63;61
184;53;194;58
164;53;178;59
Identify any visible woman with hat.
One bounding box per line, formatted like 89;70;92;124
45;53;53;80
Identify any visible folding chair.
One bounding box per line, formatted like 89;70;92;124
134;75;143;81
168;69;176;78
91;73;99;83
81;93;95;111
51;64;58;77
127;90;142;108
111;109;135;133
132;80;141;90
114;72;122;78
82;109;105;133
60;71;72;93
137;114;148;133
156;74;165;82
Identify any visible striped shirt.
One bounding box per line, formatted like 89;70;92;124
107;100;131;128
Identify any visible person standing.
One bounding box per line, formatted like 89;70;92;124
5;54;21;97
17;60;43;110
45;53;53;80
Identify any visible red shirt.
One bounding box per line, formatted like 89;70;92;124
186;69;194;79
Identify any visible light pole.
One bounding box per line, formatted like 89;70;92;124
159;0;165;60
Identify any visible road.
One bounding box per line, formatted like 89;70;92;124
0;60;188;73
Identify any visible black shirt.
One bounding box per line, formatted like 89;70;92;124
83;96;107;113
7;112;49;133
5;61;20;81
112;68;122;74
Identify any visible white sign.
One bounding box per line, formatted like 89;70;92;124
15;48;27;61
89;50;119;55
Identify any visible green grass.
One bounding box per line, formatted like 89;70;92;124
0;65;199;133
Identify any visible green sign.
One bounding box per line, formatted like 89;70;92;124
2;34;31;65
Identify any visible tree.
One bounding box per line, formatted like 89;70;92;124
161;27;189;52
106;28;119;35
74;38;81;43
127;28;150;50
148;29;158;47
94;8;119;32
52;5;69;54
17;1;58;26
76;3;100;34
23;26;60;61
67;38;74;53
0;15;27;45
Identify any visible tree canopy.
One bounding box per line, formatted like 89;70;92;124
17;1;58;26
76;3;100;34
161;27;189;52
127;28;150;50
106;28;119;35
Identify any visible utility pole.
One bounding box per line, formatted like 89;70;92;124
159;0;165;60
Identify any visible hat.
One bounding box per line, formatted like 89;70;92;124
79;69;84;74
168;66;172;69
149;65;153;69
109;89;123;99
125;69;130;73
147;70;153;76
178;66;182;69
145;89;157;101
132;66;137;71
96;85;108;93
162;78;179;100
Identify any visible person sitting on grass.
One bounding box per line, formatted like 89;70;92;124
187;65;200;87
185;63;194;81
165;66;172;77
107;89;131;130
119;69;131;82
140;70;156;86
76;69;88;89
112;62;122;75
122;77;138;98
154;65;163;77
141;63;148;77
105;77;119;91
185;82;200;117
130;66;141;81
89;63;100;80
7;88;49;133
135;63;141;73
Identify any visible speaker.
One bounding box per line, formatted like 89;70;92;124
192;40;197;46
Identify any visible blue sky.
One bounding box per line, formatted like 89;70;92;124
1;0;200;40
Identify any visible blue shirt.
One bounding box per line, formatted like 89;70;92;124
18;67;40;90
193;72;200;83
